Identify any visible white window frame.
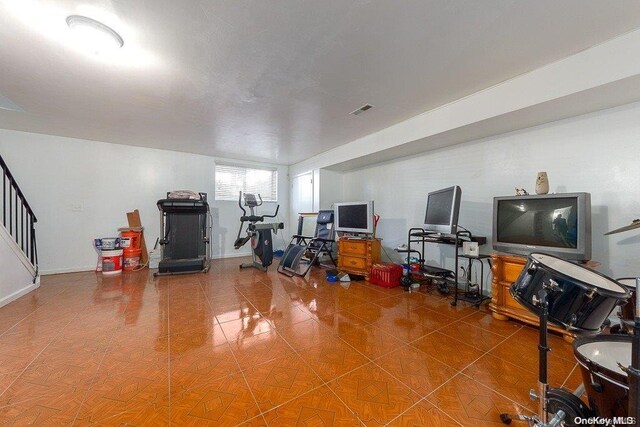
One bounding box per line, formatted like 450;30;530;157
215;164;278;202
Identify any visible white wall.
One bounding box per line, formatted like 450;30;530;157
0;224;38;307
318;169;344;210
0;129;289;274
330;102;640;279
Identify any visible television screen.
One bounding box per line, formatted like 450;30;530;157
337;205;368;229
496;198;578;248
492;193;591;261
334;201;374;234
423;186;461;234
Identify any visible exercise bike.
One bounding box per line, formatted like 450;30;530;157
233;192;284;271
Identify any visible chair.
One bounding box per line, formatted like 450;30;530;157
277;210;336;277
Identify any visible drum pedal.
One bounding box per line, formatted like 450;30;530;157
547;410;566;427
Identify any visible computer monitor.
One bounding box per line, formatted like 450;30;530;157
423;186;462;235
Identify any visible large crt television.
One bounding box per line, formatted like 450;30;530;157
423;186;462;235
492;193;591;262
334;201;374;234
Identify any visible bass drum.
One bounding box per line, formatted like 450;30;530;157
616;278;637;323
511;253;629;333
573;334;631;419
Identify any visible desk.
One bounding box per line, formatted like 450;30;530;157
403;228;487;306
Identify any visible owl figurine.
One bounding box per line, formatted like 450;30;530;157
535;172;549;195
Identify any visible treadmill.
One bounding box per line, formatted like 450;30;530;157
155;192;211;276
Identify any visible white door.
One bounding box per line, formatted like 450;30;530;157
290;172;314;235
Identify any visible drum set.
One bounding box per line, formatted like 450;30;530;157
498;247;639;426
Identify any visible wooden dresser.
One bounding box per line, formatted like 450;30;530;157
337;238;381;279
489;253;574;341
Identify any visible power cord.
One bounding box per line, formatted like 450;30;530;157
275;210;288;250
381;245;399;263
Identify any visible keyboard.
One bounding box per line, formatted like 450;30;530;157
418;265;454;277
409;233;487;246
409;233;457;244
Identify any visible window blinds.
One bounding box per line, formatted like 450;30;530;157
215;165;278;201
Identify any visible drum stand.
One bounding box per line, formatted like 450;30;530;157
501;285;590;426
619;279;640;425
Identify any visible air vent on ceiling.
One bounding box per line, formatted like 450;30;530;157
350;104;374;116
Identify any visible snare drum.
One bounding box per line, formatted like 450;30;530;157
511;253;629;332
616;278;637;322
573;334;631;418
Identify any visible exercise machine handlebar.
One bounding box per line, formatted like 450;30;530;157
238;192;279;223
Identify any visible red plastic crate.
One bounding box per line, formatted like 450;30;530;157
369;263;403;288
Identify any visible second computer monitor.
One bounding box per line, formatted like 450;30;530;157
423;185;461;235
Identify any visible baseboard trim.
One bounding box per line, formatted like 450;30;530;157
40;267;96;276
0;280;40;308
215;251;252;259
41;252;254;275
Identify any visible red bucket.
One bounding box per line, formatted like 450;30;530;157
120;231;141;250
123;248;142;271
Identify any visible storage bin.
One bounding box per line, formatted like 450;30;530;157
369;263;403;288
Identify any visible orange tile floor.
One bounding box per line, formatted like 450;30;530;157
0;258;581;426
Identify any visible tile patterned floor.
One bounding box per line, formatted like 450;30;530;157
0;258;581;426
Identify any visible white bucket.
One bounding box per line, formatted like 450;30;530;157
100;238;120;250
101;249;123;275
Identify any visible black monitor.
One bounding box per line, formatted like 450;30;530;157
423;186;462;235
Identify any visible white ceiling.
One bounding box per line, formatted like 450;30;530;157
1;0;640;165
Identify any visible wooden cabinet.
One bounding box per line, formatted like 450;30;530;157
489;253;574;341
337;238;381;279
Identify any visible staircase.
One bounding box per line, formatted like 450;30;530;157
0;154;38;307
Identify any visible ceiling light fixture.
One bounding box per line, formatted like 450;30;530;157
66;15;123;54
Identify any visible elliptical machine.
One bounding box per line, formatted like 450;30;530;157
233;192;284;271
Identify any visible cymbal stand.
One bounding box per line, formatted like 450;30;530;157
500;285;566;426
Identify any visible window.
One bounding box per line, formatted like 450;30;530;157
215;164;278;201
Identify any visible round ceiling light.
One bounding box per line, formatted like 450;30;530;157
66;15;124;53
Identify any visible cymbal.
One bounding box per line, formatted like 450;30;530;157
605;219;640;235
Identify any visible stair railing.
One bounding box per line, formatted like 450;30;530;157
0;155;38;278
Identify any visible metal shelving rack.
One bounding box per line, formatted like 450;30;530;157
400;228;488;306
456;253;491;307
